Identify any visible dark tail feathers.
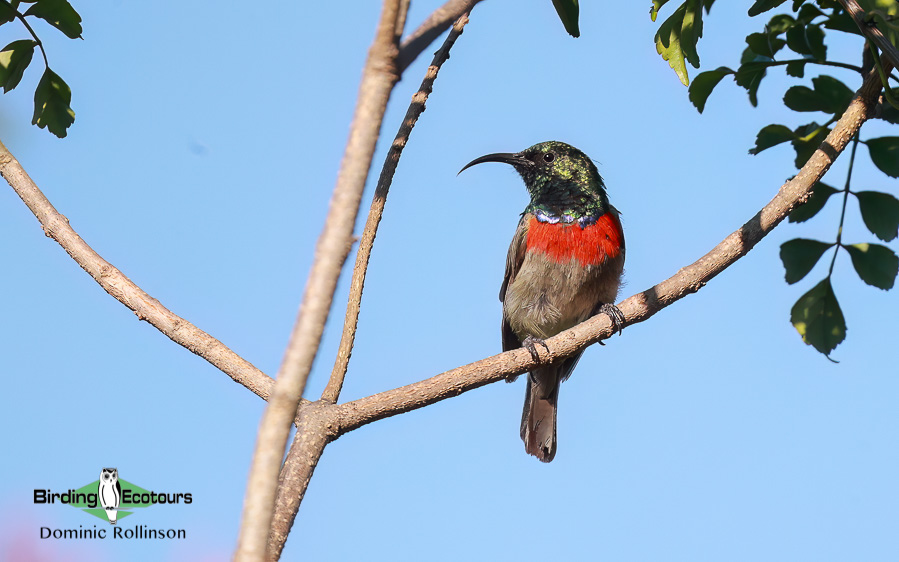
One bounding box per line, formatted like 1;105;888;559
520;368;560;463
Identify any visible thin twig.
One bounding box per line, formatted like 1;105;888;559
15;12;49;67
324;13;472;404
233;1;410;560
268;14;473;558
0;140;275;400
767;58;864;73
828;134;860;275
838;0;899;70
398;0;483;72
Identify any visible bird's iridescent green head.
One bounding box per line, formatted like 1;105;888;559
460;141;609;219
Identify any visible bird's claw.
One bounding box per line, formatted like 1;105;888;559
522;335;550;362
599;303;626;336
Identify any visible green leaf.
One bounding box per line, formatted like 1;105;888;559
789;181;838;222
650;0;670;22
786;23;827;60
735;60;769;106
0;1;16;24
655;3;689;85
24;0;82;39
791;121;830;167
749;0;787;17
780;238;834;284
784;85;824;112
855;190;899;241
811;75;853;112
790;277;846;356
687;66;733;112
654;0;708;85
767;13;796;33
786;60;806;77
797;3;825;23
749;123;796;154
746;31;786;58
880;102;899;125
680;0;704;69
551;0;579;37
32;68;74;138
783;75;853;114
845;243;899;289
807;24;827;60
0;40;35;93
866;137;899;178
822;10;862;35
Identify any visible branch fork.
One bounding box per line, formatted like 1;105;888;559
0;1;890;561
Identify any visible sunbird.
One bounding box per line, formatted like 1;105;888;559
461;141;625;462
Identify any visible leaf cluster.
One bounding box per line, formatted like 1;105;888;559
652;0;899;358
652;0;716;86
0;0;81;137
781;173;899;356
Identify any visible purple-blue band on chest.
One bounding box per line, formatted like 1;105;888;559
534;209;598;229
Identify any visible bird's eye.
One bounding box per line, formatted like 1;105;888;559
543;152;555;163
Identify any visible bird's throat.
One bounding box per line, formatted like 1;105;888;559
525;213;623;266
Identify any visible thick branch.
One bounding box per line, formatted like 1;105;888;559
0;140;275;400
233;1;410;560
268;14;473;559
324;13;472;403
839;0;899;69
333;66;885;434
267;402;338;560
398;0;483;72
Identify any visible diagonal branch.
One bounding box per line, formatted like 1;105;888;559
324;12;472;403
0;140;275;401
838;0;899;70
398;0;483;72
331;64;887;434
268;13;473;559
233;1;411;559
264;41;884;562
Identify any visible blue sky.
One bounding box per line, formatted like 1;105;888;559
1;1;898;561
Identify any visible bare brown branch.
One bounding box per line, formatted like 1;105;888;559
332;65;885;434
233;1;411;560
838;0;899;69
267;402;339;560
267;14;474;558
256;42;883;562
0;140;275;401
325;13;472;404
398;0;483;72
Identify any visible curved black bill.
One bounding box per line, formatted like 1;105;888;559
458;152;532;175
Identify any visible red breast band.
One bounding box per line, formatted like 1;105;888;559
525;213;623;266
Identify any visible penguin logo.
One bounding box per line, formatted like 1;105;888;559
98;468;122;525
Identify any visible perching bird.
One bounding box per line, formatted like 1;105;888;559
460;141;625;462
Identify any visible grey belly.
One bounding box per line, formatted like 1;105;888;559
503;252;620;340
